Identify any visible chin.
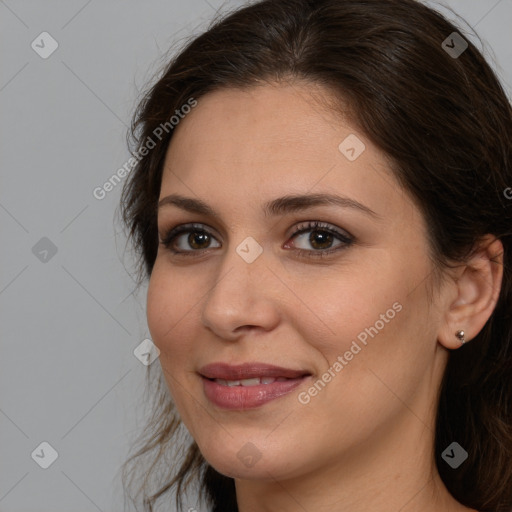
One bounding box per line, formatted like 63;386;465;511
197;437;311;482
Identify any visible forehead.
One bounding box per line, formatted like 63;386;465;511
165;83;347;164
159;83;415;225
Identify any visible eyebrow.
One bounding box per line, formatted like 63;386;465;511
157;193;382;220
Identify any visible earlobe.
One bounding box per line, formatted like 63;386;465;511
437;235;504;350
455;329;465;345
438;327;468;350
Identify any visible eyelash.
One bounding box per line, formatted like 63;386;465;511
159;221;354;260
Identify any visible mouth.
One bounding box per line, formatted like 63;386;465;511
198;362;312;410
198;362;311;380
209;376;300;386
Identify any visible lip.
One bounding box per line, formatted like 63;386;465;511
201;375;310;410
198;362;311;380
198;362;312;410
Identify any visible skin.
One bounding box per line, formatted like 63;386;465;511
146;82;503;512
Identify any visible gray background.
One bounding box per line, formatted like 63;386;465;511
1;1;511;511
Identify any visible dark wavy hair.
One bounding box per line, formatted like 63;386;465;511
118;0;512;510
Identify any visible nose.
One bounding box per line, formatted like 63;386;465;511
200;240;281;341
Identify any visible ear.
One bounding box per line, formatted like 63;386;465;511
437;235;504;350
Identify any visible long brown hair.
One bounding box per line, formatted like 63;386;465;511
119;1;512;510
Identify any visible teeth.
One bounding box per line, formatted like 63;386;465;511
214;377;286;386
240;378;261;386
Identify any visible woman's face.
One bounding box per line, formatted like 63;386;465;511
147;83;450;481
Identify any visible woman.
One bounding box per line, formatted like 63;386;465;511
119;0;512;510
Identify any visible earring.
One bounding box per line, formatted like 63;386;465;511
455;330;466;345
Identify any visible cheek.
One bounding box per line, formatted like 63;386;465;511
291;253;407;352
306;269;432;418
146;264;190;352
146;266;199;407
146;263;206;378
146;270;168;347
293;251;428;405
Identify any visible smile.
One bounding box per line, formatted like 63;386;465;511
201;374;311;409
213;376;294;386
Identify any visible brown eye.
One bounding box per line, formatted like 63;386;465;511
160;223;221;254
308;230;334;250
287;221;353;256
187;231;212;250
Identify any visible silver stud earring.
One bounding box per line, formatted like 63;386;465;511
455;330;465;345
